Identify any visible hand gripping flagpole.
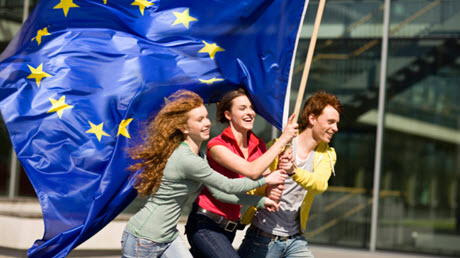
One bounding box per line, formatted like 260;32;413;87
292;0;327;122
278;0;326;188
279;0;327;175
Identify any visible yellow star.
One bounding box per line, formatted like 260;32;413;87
47;96;74;119
27;64;51;87
103;0;107;3
172;8;198;29
53;0;79;17
198;41;225;60
86;121;110;142
31;27;50;45
131;0;154;16
117;118;133;139
199;77;224;85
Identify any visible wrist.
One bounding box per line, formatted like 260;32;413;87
277;136;290;147
288;165;297;176
258;197;266;209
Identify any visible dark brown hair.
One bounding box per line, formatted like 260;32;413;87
299;91;343;132
129;90;203;197
216;88;250;123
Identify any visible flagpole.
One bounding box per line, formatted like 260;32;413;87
22;0;30;23
292;0;326;122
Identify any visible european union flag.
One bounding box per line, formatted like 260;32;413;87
0;0;307;257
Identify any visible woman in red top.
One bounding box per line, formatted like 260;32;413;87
185;88;298;257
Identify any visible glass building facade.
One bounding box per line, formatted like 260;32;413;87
1;0;459;256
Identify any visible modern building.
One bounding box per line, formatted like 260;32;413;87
1;0;459;257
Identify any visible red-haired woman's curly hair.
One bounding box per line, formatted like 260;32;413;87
129;90;203;197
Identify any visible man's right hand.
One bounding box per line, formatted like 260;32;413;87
278;151;296;176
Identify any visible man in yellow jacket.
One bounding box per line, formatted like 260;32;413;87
238;91;343;258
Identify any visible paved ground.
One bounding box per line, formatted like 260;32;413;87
66;246;446;258
311;245;443;258
0;245;444;258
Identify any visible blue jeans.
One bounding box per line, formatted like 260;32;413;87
185;205;239;258
238;226;314;258
121;228;192;258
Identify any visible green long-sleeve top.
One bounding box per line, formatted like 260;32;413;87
126;143;266;243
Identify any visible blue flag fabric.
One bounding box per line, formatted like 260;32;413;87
0;0;306;257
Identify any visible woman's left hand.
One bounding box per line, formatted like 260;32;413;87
263;197;280;212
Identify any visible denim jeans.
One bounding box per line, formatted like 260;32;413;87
121;228;192;258
238;226;314;258
185;204;239;258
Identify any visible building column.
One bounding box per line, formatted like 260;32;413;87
370;0;391;252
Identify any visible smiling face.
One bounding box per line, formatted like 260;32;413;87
310;105;340;144
182;105;211;143
225;95;256;132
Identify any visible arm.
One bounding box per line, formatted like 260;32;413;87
206;186;266;208
208;188;279;212
240;185;270;224
240;155;282;224
181;151;266;194
247;185;267;197
265;184;285;202
209;115;298;180
291;148;336;194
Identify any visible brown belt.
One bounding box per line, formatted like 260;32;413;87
249;225;301;241
196;206;245;232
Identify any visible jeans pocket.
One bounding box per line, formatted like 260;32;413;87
136;237;159;257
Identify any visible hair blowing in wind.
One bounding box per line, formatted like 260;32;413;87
128;90;203;197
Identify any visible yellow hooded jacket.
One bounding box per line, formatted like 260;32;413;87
241;141;336;232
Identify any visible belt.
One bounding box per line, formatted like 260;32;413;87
250;225;300;241
196;206;245;232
